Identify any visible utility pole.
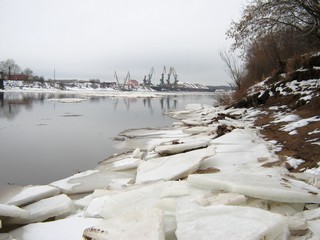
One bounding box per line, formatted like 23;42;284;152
54;69;56;81
0;71;4;90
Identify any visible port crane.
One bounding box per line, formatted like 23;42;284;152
166;67;178;86
143;67;155;86
114;71;131;91
160;66;166;85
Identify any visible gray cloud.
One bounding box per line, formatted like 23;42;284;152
0;0;245;85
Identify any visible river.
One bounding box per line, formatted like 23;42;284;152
0;91;219;185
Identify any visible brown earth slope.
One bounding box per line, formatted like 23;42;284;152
231;53;320;172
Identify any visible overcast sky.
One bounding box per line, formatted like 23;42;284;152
0;0;245;86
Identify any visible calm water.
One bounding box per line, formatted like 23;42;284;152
0;92;218;185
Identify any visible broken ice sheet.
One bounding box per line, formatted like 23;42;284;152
175;205;289;240
47;98;87;103
10;215;104;240
119;128;189;140
85;181;190;219
114;128;191;151
50;169;135;194
200;128;279;173
0;204;29;219
135;146;215;184
307;219;320;239
83;208;165;240
6;194;74;225
154;136;211;155
0;184;60;206
188;172;320;203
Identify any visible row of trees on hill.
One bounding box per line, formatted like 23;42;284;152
222;0;320;92
0;59;44;81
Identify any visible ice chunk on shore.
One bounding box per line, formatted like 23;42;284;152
188;173;320;203
115;128;191;151
50;170;135;194
0;204;29;218
47;98;87;103
154;137;211;155
300;207;320;221
308;219;320;239
136;146;215;184
175;205;289;240
98;157;142;171
200;128;278;173
86;181;189;219
7;194;74;224
182;126;216;135
83;208;164;240
119;128;189;139
207;193;247;206
10;216;104;240
0;185;60;206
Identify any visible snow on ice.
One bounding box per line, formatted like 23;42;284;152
175;205;289;240
0;185;60;206
1;103;320;239
6;194;73;225
188;172;320;203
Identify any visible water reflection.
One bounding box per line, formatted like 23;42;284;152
0;92;210;120
0;92;53;120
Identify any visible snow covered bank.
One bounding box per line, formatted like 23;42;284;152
1;80;222;99
1;104;320;239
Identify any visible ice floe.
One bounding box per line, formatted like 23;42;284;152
307;219;320;239
154;136;211;155
50;169;135;194
188;172;320;203
175;205;289;240
6;194;74;225
0;185;60;206
10;216;104;240
47;98;87;103
0;204;29;219
85;181;188;219
83;208;164;240
136;146;215;184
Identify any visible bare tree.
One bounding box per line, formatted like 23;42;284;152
24;68;33;79
219;50;245;90
227;0;320;52
0;59;22;75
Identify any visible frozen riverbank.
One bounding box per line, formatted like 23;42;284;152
1;103;320;239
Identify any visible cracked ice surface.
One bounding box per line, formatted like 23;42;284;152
0;185;60;206
136;146;215;184
50;170;135;194
188;172;320;203
83;208;165;240
10;216;104;240
175;205;289;240
6;194;74;225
